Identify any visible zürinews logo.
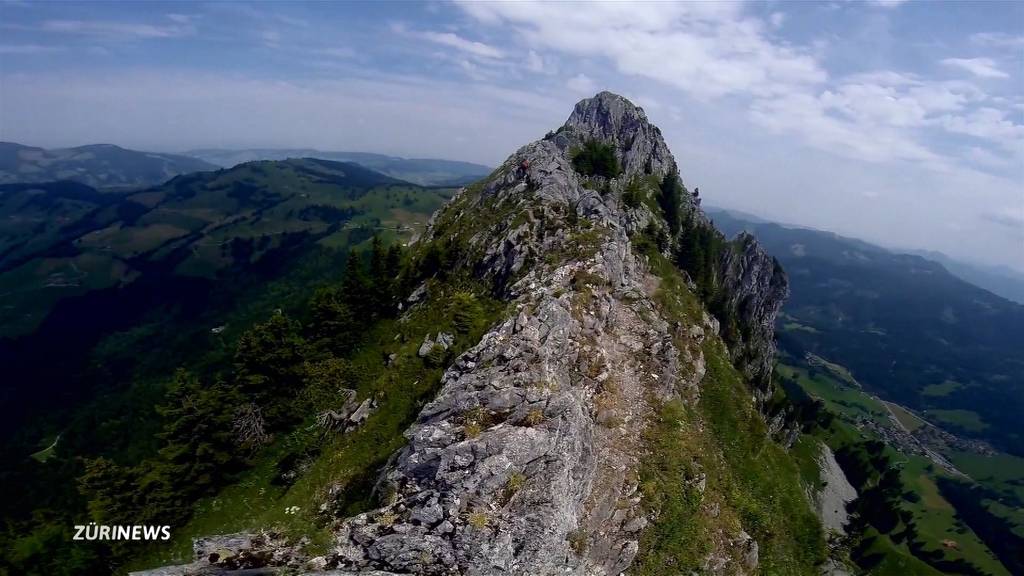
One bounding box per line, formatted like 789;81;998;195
73;523;171;541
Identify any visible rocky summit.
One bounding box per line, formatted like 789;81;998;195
136;92;809;576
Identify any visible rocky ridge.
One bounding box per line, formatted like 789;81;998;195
317;92;792;575
322;92;707;575
135;92;794;576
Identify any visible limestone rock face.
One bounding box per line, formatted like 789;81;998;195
317;93;774;575
560;91;678;177
812;441;858;535
717;232;789;402
323;92;697;576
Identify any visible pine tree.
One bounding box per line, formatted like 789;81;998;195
146;370;242;522
234;314;308;425
451;292;484;334
658;170;683;236
370;235;386;284
572;140;620;178
309;286;359;353
368;235;394;315
342;250;373;318
79;457;140;525
385;245;402;279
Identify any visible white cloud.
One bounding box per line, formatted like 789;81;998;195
165;14;196;25
525;49;555;74
751;70;1022;171
566;73;597;94
40;17;195;39
965;146;1015;170
454;1;1018;174
261;30;281;49
941;57;1009;79
456;2;825;99
749;91;941;165
417;30;504;59
939;107;1024;150
867;0;909;8
970;32;1024;49
769;12;786;29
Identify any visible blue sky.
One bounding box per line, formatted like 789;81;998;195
0;1;1021;271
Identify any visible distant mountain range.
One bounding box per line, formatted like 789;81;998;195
1;142;494;190
0;142;218;189
905;248;1024;305
185;148;492;187
0;157;453;339
706;206;1024;305
708;207;1024;457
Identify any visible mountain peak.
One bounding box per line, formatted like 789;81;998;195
559;91;677;178
569;91;649;128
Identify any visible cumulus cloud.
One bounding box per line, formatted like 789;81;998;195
566;73;597;94
941;57;1009;79
524;49;556;74
456;2;825;99
749;90;941;165
455;1;1020;174
939;107;1024;150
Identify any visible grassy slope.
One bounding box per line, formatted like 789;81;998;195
779;357;1012;576
127;166;500;572
775;363;891;428
948;450;1024;539
633;249;825;574
859;527;946;576
129;278;506;572
900;456;1010;574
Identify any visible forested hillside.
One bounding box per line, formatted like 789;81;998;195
0;161;457;574
185;149;491;187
